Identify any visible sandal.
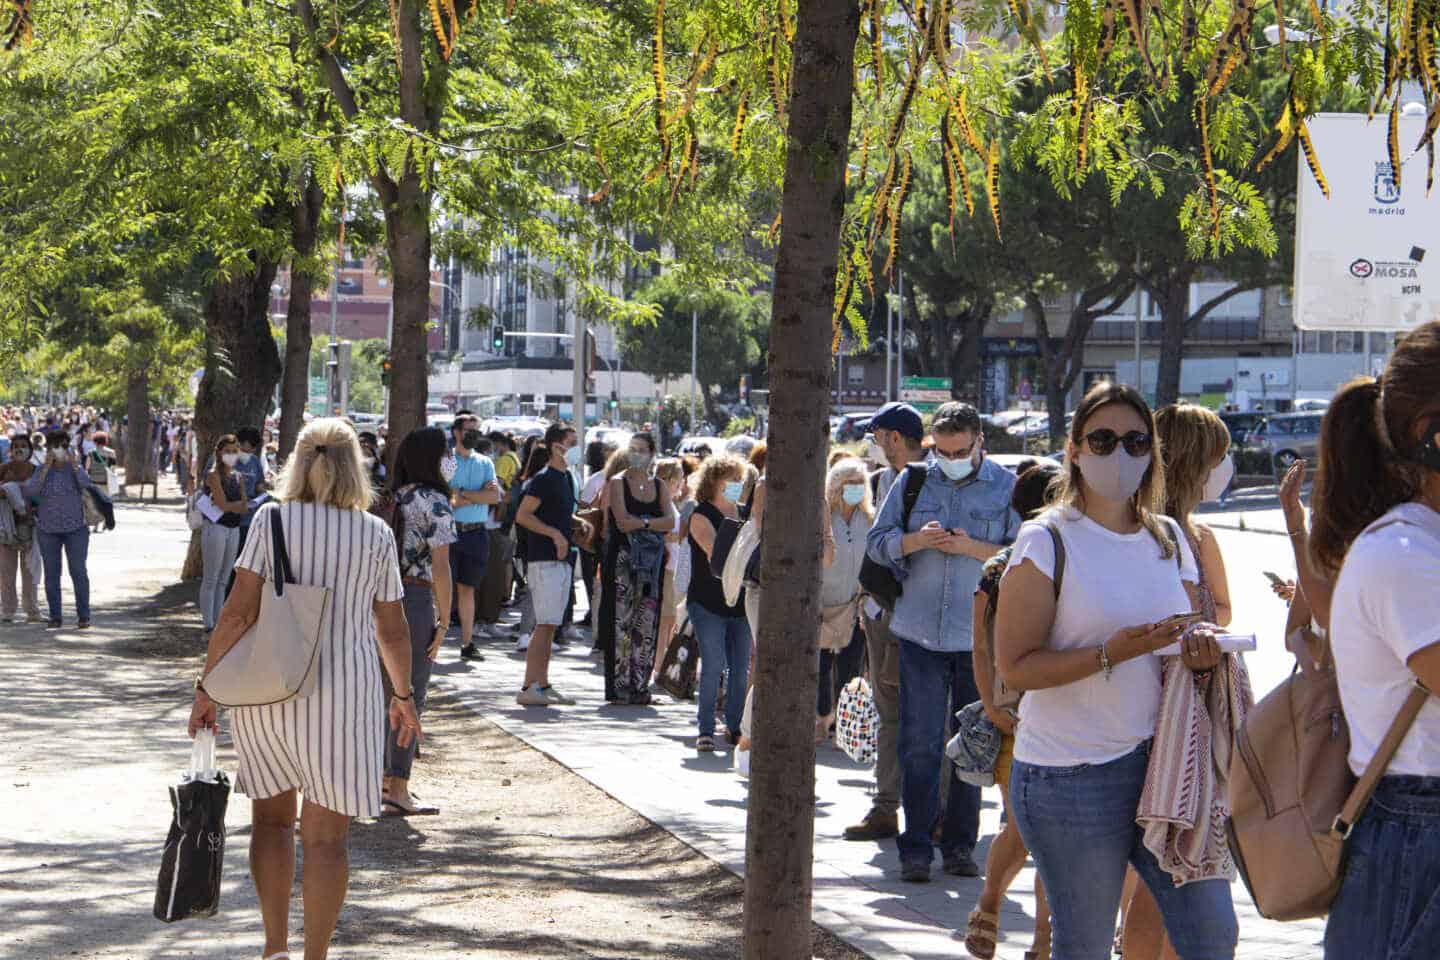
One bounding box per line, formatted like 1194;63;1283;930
1024;926;1052;960
696;735;717;753
263;953;290;960
379;797;440;818
964;907;999;960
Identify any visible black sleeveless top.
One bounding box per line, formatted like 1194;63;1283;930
687;501;745;617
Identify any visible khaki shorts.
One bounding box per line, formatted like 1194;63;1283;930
995;731;1016;791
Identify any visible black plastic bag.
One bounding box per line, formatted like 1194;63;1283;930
154;730;230;922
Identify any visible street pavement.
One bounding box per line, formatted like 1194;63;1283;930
435;516;1325;960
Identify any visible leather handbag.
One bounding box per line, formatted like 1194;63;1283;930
574;506;605;554
202;509;331;708
1227;624;1431;921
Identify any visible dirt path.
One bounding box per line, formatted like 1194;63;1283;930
0;487;867;960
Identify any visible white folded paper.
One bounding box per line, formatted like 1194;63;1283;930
1154;633;1258;657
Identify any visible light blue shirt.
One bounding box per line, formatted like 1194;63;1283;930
866;455;1020;652
451;452;497;525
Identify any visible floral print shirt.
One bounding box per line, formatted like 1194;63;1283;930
395;484;457;582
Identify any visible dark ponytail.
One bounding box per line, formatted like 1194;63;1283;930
1310;321;1440;576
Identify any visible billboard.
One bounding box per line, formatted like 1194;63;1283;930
1294;112;1440;331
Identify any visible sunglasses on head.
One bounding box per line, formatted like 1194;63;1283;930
1083;428;1153;457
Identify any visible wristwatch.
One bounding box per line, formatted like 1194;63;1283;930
193;673;209;697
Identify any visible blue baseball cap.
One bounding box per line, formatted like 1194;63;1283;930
869;402;924;441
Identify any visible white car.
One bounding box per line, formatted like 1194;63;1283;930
482;416;549;439
1006;414;1049;438
585;426;632;449
678;436;725;457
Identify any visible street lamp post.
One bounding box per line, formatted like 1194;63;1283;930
690;301;699;431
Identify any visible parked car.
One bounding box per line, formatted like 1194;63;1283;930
678;435;726;457
831;414;872;443
1218;411;1265;447
1245;412;1323;474
984;410;1033;433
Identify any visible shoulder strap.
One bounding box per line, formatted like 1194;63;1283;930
899;464;925;529
1334;681;1433;837
1045;521;1065;599
269;508;295;591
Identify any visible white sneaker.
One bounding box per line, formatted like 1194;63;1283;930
514;632;531;652
516;683;551;707
540;685;575;706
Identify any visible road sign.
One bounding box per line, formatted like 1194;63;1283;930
308;377;328;416
899;376;952;412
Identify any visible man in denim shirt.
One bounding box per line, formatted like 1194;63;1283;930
866;402;1020;882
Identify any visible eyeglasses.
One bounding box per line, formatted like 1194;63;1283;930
1083;429;1153;458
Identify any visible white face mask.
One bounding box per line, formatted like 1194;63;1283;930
221;453;240;468
934;450;977;482
50;449;67;462
1077;449;1150;502
1203;452;1235;502
564;444;582;467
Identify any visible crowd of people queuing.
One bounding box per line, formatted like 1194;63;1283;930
16;322;1440;960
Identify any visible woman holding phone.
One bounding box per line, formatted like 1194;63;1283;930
995;382;1233;960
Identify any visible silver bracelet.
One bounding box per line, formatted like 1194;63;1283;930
1098;641;1113;681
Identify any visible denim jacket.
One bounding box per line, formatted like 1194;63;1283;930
865;456;1019;652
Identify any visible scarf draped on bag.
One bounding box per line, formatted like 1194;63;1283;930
1137;532;1254;885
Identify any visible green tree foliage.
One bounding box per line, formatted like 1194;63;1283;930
616;274;769;422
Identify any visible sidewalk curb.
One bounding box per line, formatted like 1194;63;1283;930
1207;522;1289;537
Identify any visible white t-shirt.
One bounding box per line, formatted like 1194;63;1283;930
1005;506;1198;767
1330;501;1440;777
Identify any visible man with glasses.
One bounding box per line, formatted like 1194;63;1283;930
866;401;1021;883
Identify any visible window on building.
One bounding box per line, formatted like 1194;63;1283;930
1193;282;1262;318
1369;331;1394;353
1334;331;1356;353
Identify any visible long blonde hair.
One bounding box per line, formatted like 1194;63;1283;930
826;456;874;519
1054;381;1175;558
275;418;372;511
1155;403;1231;538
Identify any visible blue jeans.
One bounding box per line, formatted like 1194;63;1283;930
1325;775;1440;960
1011;741;1237;960
36;527;90;623
895;638;982;864
688;602;751;738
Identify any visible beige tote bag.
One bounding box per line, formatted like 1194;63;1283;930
203;507;331;708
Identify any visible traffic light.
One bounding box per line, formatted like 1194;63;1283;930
491;323;505;353
609;390;619;410
380;354;393;387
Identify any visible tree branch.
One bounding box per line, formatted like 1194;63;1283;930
1186;275;1281;329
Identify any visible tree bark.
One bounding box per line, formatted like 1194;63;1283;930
1148;266;1194;406
743;0;858;956
184;256;283;579
278;173;324;462
122;367;151;489
380;0;437;447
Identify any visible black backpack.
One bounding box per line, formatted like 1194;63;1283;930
856;464;926;612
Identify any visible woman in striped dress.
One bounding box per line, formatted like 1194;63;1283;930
187;418;420;960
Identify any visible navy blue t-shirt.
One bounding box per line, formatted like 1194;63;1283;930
521;467;576;563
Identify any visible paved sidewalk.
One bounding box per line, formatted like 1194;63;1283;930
436;621;1326;959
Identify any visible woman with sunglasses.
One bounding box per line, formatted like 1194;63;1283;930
1119;402;1254;960
995;382;1234;960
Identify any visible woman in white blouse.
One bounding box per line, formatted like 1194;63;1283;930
1313;322;1440;960
817;457;872;740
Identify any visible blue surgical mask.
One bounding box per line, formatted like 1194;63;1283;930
723;480;745;503
842;483;866;506
935;451;976;482
564;444;582;467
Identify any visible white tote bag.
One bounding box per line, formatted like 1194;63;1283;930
202;508;331;708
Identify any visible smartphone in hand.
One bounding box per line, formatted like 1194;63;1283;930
1263;571;1286;588
1157;611;1205;629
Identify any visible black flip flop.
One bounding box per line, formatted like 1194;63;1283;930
379;798;440;818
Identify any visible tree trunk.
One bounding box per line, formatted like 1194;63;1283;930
742;0;858;956
279;173;324;462
184;257;283;579
946;306;990;402
1150;267;1194;406
381;0;436;448
123;367;151;490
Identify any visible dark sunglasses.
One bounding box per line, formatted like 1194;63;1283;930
1084;428;1153;457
